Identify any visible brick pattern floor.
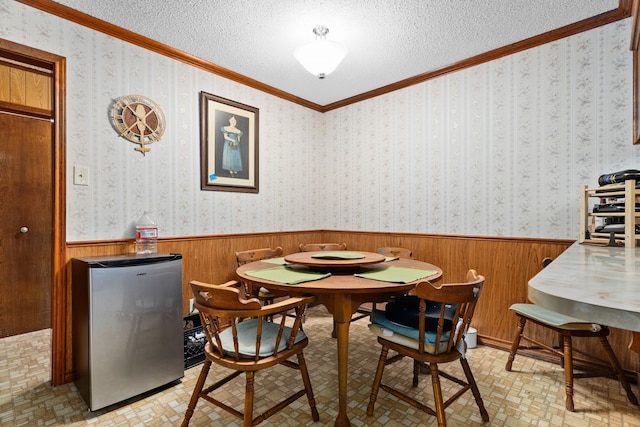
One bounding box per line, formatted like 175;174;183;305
1;305;640;426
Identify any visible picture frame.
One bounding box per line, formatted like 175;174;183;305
633;4;640;145
634;50;640;145
200;91;259;192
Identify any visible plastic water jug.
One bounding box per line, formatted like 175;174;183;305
135;211;158;254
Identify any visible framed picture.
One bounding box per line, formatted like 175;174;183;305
200;91;259;192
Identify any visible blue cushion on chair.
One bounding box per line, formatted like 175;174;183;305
218;318;307;357
369;310;450;346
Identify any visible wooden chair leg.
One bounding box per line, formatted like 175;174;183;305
297;352;320;421
558;333;566;368
505;316;527;371
460;357;490;422
598;336;639;405
181;360;211;427
367;345;389;416
562;334;575;412
412;359;420;387
244;371;255;427
429;363;447;427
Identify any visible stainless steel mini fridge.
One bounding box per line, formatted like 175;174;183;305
71;253;184;411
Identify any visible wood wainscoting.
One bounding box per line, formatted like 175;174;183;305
62;231;636;384
63;231;323;383
323;231;635;379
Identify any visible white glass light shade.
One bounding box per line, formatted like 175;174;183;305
294;38;348;79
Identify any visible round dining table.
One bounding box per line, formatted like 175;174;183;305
236;251;442;427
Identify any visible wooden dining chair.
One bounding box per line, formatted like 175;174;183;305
367;269;489;427
505;258;637;411
376;246;413;259
298;242;347;252
181;280;319;427
235;247;285;320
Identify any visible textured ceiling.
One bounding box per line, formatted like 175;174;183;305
52;0;621;107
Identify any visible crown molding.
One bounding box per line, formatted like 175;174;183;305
17;0;633;113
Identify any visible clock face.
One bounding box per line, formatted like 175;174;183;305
111;95;166;153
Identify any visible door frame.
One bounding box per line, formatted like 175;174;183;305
0;38;67;386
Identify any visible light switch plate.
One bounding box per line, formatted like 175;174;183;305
73;165;89;186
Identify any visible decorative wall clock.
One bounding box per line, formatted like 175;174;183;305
111;94;166;155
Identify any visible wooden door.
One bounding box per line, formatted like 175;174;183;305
0;111;53;336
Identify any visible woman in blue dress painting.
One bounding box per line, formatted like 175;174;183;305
221;116;243;177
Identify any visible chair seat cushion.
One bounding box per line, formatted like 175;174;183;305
385;295;457;332
217;318;307;357
509;303;600;331
369;310;451;352
368;323;453;354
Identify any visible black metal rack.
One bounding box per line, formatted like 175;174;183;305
183;313;206;369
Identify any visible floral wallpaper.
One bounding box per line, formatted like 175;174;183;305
1;0;639;241
323;20;639;239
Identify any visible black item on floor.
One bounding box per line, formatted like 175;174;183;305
183;313;206;369
384;295;457;333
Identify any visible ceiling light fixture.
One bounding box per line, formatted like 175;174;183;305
294;26;347;79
